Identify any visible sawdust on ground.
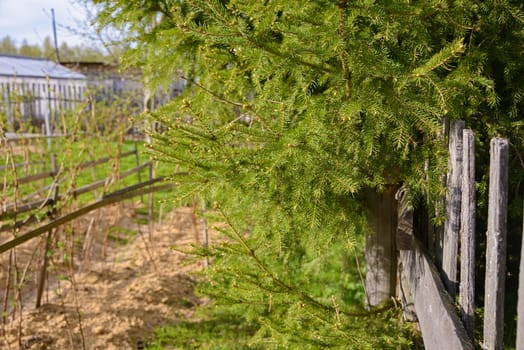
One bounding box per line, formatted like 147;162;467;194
0;204;207;350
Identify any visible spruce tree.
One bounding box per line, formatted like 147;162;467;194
92;0;524;347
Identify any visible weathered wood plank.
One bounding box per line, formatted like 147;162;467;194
0;160;44;171
68;161;151;197
4;132;68;141
517;200;524;350
364;186;398;307
0;214;40;233
395;186;417;321
74;149;136;171
0;170;54;191
442;120;465;299
400;239;474;350
20;181;59;202
0;163;150;218
0;198;51;219
36;154;58;308
0;179;174;254
435;117;451;271
459;129;476;340
148;162;155;239
483;137;509;350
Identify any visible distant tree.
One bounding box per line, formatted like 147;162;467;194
0;34;108;62
18;39;42;58
73;45;107;62
58;42;74;61
0;36;18;55
42;36;56;60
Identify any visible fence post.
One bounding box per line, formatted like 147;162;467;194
364;185;398;307
516;200;524;350
442;120;465;299
483;137;509;350
395;186;417;321
459;129;475;340
148;161;155;240
36;153;58;308
134;140;144;203
435;117;451;271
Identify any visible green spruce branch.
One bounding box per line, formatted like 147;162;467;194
216;205;393;318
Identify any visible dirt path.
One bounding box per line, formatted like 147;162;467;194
1;205;206;350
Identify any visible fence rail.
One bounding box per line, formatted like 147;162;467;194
399;239;474;349
0;146;147;218
0;132;173;312
0;178;173;254
398;122;522;350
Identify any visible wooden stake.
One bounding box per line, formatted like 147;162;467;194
442;120;465;299
483;138;509;350
148;162;155;240
36;154;58;308
134;140;144;203
364;185;398;307
35;230;52;308
459;129;475;339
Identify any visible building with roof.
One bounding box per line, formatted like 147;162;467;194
0;54;87;132
61;60;144;112
61;60;186;112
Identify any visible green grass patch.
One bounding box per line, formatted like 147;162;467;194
1;136;167;222
107;226;139;245
145;313;265;350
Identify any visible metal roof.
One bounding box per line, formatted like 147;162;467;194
0;55;86;80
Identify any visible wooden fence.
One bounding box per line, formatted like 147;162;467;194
1;134;149;223
397;121;523;349
0;79;86;133
0;133;173;311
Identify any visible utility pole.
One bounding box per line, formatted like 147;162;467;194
51;8;60;62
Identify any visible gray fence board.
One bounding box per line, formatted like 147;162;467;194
68;161;150;197
483;138;509;350
364;186;398;306
459;129;476;339
399;240;474;350
0;179;173;254
0;170;54;190
73;150;136;171
442;120;465;299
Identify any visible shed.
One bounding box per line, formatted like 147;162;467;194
61;61;143;107
0;54;87;132
62;61;186;111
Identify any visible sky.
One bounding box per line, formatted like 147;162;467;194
0;0;94;47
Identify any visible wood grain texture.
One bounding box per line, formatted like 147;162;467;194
483;138;509;350
442;120;465;299
400;239;474;350
459;129;476;340
364;186;398;306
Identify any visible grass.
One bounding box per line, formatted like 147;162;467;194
142;232;423;350
0;130;182;230
2;117;424;349
107;226;139;245
145;312;265;350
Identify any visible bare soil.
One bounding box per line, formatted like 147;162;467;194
0;203;206;350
